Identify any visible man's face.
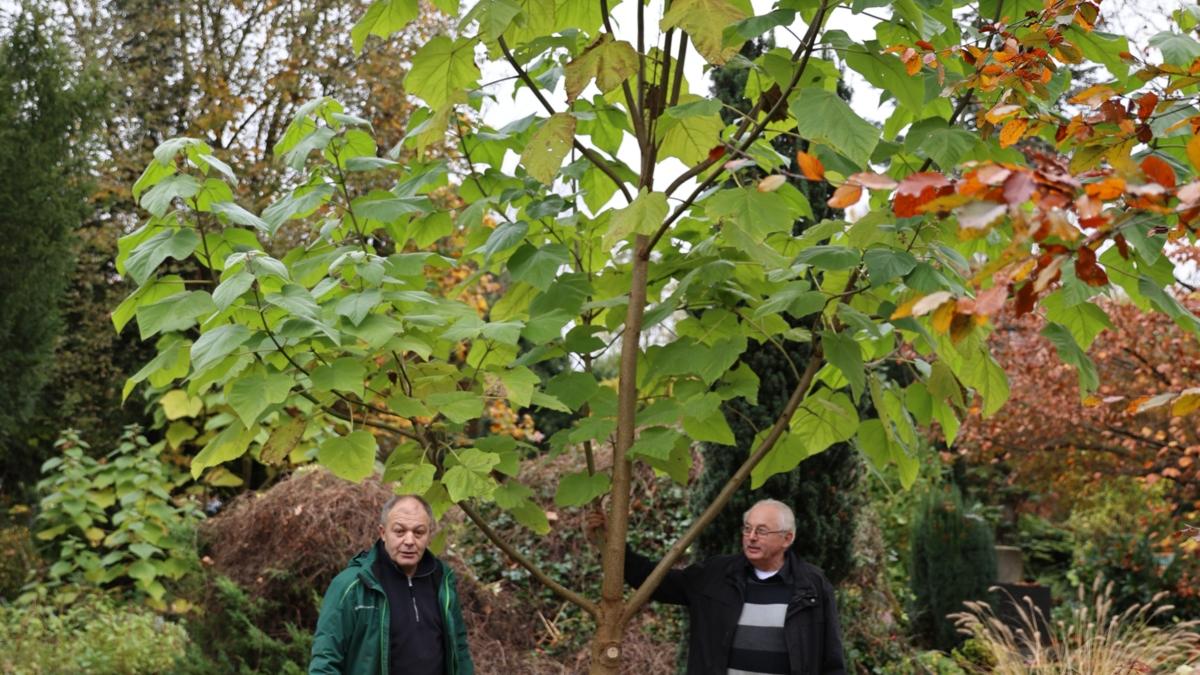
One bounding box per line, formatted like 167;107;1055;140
380;498;433;576
741;504;795;571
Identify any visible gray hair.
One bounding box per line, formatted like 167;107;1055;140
743;498;796;534
380;494;435;527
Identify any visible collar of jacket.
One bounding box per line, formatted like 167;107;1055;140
374;539;439;578
346;540;442;592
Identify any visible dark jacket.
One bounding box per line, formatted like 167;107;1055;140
310;543;474;675
625;548;845;675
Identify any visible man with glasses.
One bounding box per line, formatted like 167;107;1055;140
591;498;845;674
310;494;475;675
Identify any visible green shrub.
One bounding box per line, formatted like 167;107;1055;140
910;486;996;651
31;427;202;607
1063;476;1200;618
0;523;35;600
169;574;308;675
0;590;189;674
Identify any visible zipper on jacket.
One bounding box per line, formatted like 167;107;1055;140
408;576;421;622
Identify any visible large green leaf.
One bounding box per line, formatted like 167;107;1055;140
1041;294;1112;350
140;175;201;218
1148;31;1200;67
520;113;576;184
507;243;570;290
123;228;201;285
227;368;294;426
311;358;367;397
351;0;419;53
657;95;727;165
822;331;865;402
554;471;611;507
661;0;750;65
790;88;880;169
1041;323;1099;396
135;291;216;339
705;186;797;239
604;189;668;249
190;324;252;375
564;34;640;101
191;421;257;478
406;36;480;108
319;431;378;482
751;389;858;487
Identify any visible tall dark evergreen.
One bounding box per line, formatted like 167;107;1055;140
0;10;105;494
689;40;862;585
909;486;997;650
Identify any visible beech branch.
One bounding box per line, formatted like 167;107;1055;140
460;501;599;618
496;36;634;203
619;345;824;624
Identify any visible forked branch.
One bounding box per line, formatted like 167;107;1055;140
460;501;600;617
619;344;824;624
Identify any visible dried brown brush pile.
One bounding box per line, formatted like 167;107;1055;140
200;465;681;672
199;467;392;628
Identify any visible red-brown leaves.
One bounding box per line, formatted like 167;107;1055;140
1002;170;1036;204
893;172;954;217
796;151;824;181
1141;155;1177;188
1074;244;1109;286
1136;92;1159;121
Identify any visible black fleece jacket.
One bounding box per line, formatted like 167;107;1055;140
624;548;846;675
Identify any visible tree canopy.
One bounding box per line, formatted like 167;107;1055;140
115;0;1200;668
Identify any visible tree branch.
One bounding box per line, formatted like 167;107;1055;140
459;501;599;618
648;0;832;253
496;36;634;203
620;344;824;624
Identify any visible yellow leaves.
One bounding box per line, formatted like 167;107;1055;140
999;117;1028;148
1069;84;1118;107
984;103;1022;125
1172;389;1200;417
1187;135;1200;173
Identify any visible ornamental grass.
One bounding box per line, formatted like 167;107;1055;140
950;576;1200;674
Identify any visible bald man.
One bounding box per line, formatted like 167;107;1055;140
310;494;474;675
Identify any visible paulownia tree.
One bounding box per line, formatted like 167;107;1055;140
117;0;1200;669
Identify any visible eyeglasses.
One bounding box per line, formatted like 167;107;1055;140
742;525;789;537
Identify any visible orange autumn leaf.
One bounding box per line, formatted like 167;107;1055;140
827;182;863;209
893;172;953;217
796;151;825;181
1084;176;1126;200
1141;154;1177;188
999;117;1028;148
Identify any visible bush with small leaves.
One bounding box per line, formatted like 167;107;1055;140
0;590;189;674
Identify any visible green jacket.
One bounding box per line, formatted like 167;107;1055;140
309;544;474;675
